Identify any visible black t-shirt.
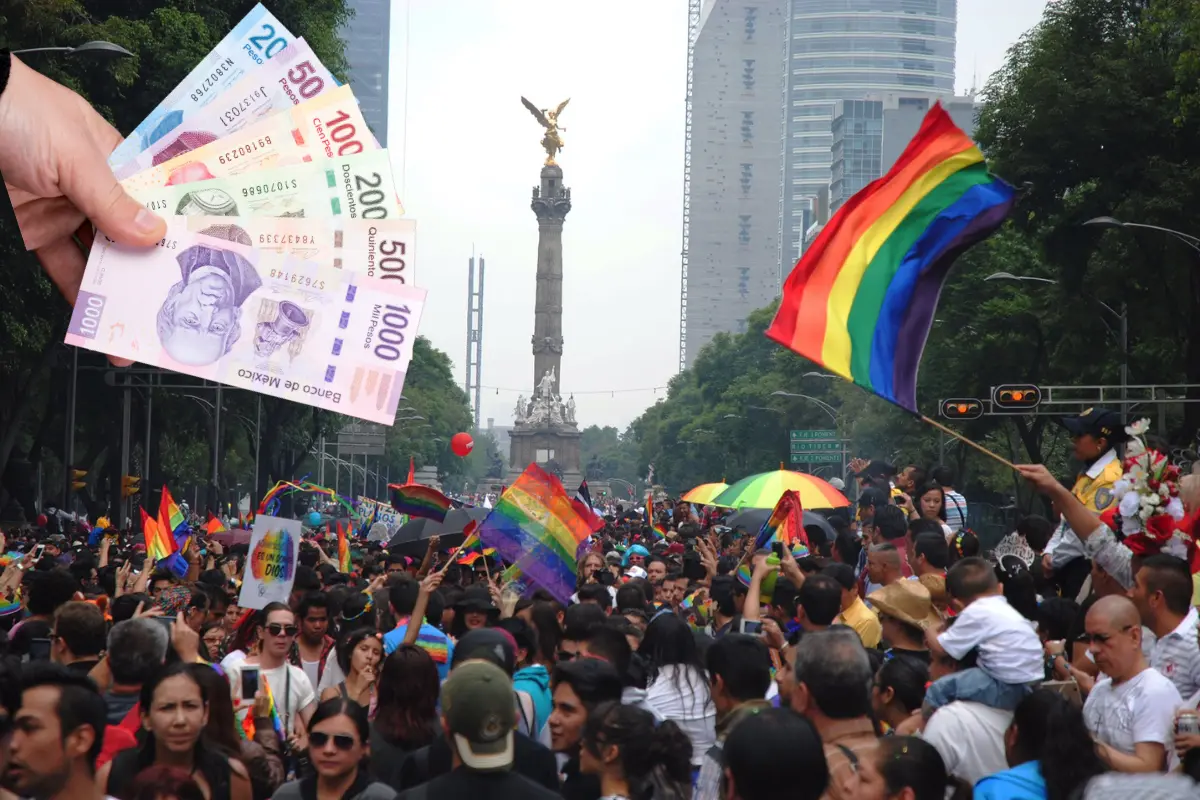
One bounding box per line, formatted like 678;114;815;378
8;619;51;658
395;732;559;793
396;768;561;800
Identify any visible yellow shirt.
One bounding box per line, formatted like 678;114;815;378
836;596;881;649
1072;449;1123;513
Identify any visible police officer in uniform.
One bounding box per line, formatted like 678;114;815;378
1042;408;1128;600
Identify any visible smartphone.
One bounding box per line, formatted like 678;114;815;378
240;667;260;701
739;619;764;636
771;541;784;559
31;544;44;560
27;638;51;662
155;615;176;636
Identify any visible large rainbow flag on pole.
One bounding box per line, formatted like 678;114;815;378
477;464;595;604
766;103;1015;412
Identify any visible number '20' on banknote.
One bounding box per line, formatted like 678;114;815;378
65;223;426;425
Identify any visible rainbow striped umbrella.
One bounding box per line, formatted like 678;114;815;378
680;482;729;505
711;470;849;511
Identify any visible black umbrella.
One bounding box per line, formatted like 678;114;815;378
385;507;492;557
725;508;837;547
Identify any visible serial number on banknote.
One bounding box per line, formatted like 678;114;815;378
219;136;273;164
268;269;326;290
190;58;236;102
242;179;299;197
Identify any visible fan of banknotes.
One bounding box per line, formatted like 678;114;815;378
66;4;421;426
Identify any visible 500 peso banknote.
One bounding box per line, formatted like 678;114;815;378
129;150;404;220
66;220;426;424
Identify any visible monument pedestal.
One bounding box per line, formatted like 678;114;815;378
507;426;582;488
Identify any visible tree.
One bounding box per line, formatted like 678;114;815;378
579;425;641;486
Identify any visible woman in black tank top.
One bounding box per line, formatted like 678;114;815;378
98;662;252;800
318;627;381;709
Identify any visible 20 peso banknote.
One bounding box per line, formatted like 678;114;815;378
66;219;426;425
120;85;376;196
128;151;405;220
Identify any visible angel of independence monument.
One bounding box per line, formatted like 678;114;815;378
508;96;582;486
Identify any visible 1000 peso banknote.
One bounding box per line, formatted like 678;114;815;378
180;215;415;283
114;40;338;181
109;4;297;168
129;151;404;220
120;85;375;196
66;221;426;424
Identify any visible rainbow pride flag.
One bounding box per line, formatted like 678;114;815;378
160;486;188;540
455;530;496;565
205;515;228;535
477;464;594;604
241;672;285;741
755;490;809;552
337;521;351;573
389;483;452;523
142;508;176;563
765;103;1015;412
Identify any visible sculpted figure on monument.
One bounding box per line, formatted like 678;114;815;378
536;367;556;398
566;395;577;426
527;395;550;426
514;395;527;424
520;96;570;165
549;397;564;426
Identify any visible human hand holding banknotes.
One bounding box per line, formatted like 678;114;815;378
3;5;423;426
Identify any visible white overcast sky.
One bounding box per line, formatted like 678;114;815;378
386;0;1050;432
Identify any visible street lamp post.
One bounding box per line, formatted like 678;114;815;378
13;41;135;58
1084;216;1200;257
985;271;1130;419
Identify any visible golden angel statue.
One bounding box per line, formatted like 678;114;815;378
521;96;570;165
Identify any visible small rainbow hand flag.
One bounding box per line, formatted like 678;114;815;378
142;508;177;563
652;522;668;541
765;103;1014;413
755;489;808;552
160;486;189;544
337;521;351;573
205;515;228;536
389;483;452;523
242;673;286;741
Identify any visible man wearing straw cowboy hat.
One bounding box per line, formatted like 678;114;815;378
866;581;942;660
1043;408;1129;601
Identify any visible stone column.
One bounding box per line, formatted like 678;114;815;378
530;164;571;393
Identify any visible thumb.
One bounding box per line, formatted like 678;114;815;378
60;148;165;246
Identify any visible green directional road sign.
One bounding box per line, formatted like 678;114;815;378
790;452;842;465
790;429;838;441
790;441;843;453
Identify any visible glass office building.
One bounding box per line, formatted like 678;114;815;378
780;0;955;270
342;0;391;142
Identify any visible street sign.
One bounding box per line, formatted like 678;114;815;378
337;422;386;456
790;429;838;441
790;441;843;453
790;452;842;464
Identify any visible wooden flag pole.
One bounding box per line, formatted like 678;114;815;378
919;414;1017;471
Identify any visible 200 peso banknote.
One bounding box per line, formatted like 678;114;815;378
109;4;297;168
114;40;338;181
120;85;375;196
179;215;415;284
128;151;405;220
66;220;426;425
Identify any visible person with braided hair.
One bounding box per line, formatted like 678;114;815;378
578;701;693;800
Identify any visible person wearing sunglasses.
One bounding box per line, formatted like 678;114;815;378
271;697;396;800
225;603;317;742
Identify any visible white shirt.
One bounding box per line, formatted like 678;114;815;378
1084;667;1181;755
224;660;316;737
922;701;1012;785
644;665;716;767
316;648;344;694
937;595;1044;684
1151;608;1200;699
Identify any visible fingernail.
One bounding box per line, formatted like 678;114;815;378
134;207;162;234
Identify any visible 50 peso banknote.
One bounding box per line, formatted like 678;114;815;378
120;85;376;197
113;39;338;181
66;219;426;425
109;3;297;168
128;150;405;220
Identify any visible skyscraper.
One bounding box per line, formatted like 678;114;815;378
780;0;956;272
681;0;788;368
341;0;391;142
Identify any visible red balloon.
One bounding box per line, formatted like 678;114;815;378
450;432;474;457
35;514;48;528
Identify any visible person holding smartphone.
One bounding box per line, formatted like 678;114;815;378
224;603;317;743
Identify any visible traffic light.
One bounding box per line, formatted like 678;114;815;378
122;476;141;498
940;399;984;420
70;469;87;491
993;384;1042;410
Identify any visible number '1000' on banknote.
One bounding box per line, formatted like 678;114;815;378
65;223;427;425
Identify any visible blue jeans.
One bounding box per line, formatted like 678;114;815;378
922;667;1033;718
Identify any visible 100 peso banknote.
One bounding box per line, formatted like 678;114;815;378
120;85;375;196
179;215;415;283
109;4;297;168
128;151;404;220
66;220;426;424
113;39;338;181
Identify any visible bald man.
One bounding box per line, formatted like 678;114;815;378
1082;595;1181;773
866;544;904;588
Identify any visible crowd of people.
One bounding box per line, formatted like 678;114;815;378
0;410;1196;799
